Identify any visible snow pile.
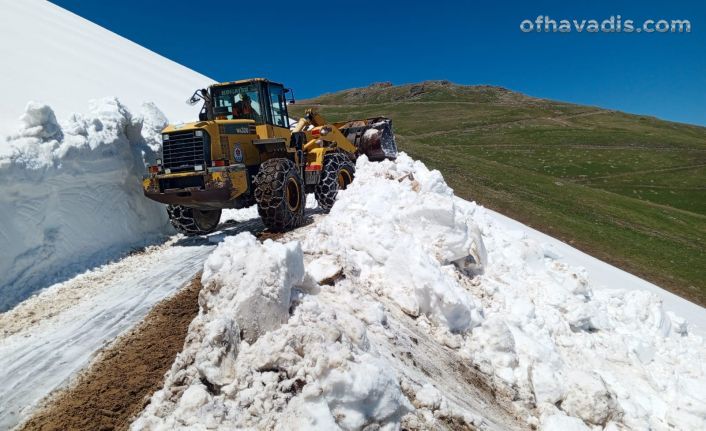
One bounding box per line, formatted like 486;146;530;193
134;154;508;430
135;153;706;430
0;99;172;311
133;233;412;430
461;202;706;429
302;155;486;332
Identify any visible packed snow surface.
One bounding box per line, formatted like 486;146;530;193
134;154;706;430
0;100;174;311
0;0;211;141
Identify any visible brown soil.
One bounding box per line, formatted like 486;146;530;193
19;276;203;431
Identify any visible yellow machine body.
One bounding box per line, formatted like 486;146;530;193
143;78;395;211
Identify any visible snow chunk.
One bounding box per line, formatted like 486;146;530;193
135;102;169;152
18;102;63;141
201;233;305;343
194;317;240;386
307;255;342;285
530;363;565;406
414;384;442;410
315;354;412;429
561;371;619;426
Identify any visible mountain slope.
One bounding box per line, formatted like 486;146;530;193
0;0;212;144
290;81;706;304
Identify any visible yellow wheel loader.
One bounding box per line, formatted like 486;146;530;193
142;78;397;235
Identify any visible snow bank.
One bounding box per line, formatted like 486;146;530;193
0;99;172;311
133;233;412;430
134;154;502;430
461;200;706;429
136;153;706;430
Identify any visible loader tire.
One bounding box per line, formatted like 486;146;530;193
166;205;222;236
254;158;305;232
315;153;355;212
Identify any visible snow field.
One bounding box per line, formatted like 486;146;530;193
0;0;211;141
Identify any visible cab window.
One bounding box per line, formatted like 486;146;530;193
212;84;263;122
268;85;288;128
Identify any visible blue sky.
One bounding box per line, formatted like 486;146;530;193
51;0;705;125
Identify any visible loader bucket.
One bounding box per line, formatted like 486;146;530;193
337;117;397;161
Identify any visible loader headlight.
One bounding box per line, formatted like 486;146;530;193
194;164;204;171
162;134;169;141
195;130;204;137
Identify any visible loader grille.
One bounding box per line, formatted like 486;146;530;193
162;130;211;171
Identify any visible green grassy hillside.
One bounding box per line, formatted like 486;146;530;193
289;81;706;305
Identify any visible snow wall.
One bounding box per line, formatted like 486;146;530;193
0;99;172;311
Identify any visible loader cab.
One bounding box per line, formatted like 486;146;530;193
209;79;290;128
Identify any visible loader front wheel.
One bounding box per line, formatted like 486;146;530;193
315;153;355;212
166;205;221;236
254;158;305;232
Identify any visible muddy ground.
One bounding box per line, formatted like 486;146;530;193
19;276;202;431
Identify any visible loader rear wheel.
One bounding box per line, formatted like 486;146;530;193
166;205;221;236
315;153;355;212
254;158;305;232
